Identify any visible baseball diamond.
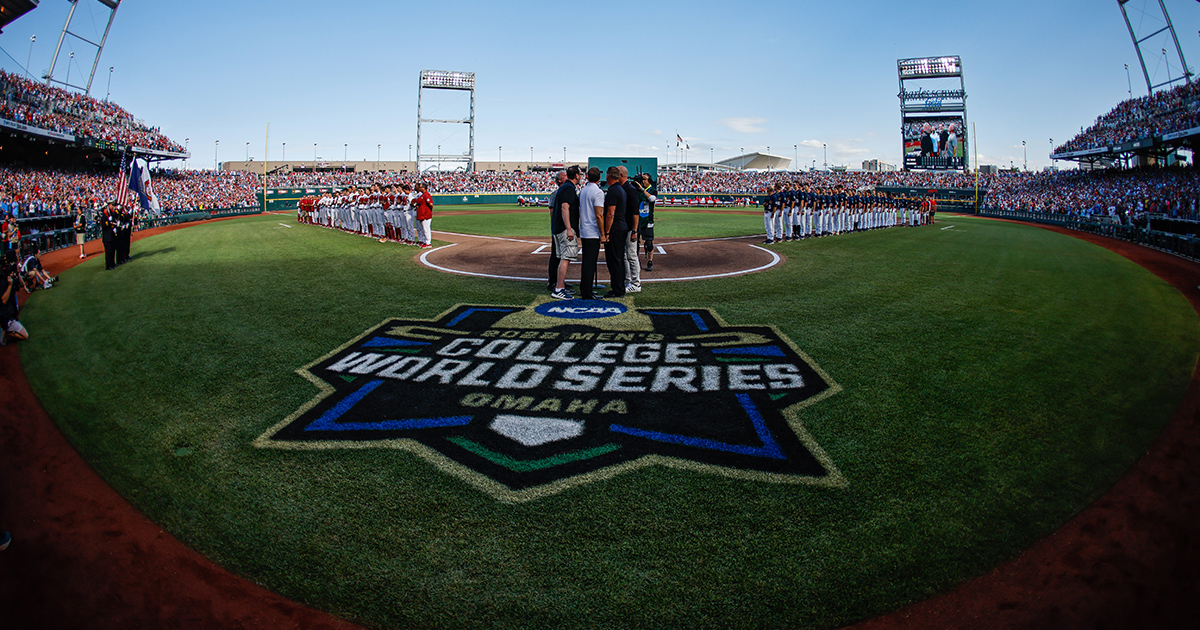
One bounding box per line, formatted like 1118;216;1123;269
5;2;1200;629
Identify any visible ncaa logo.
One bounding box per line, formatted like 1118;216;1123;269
535;300;628;320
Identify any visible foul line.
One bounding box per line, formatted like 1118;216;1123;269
418;241;782;283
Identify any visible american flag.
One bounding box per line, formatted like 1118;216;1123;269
116;154;132;206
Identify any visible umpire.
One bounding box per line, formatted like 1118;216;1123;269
99;201;119;270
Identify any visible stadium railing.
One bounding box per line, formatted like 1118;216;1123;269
980;208;1199;262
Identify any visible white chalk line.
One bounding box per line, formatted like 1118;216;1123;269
418;241;782;283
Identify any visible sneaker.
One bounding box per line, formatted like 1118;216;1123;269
626;284;642;293
551;288;573;300
646;260;653;271
602;290;625;298
762;239;773;244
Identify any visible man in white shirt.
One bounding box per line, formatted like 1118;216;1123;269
577;167;606;300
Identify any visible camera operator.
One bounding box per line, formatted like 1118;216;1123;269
1;250;29;346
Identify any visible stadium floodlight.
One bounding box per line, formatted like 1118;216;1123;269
417;69;476;171
45;0;122;95
420;70;475;90
1118;0;1191;94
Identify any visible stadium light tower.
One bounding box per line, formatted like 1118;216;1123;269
1022;140;1027;171
26;35;35;81
46;0;122;95
105;66;112;101
823;143;827;168
417;70;476;172
214;140;219;172
1118;0;1191;94
499;146;502;171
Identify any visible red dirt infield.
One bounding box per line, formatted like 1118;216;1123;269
420;231;782;283
0;215;1197;629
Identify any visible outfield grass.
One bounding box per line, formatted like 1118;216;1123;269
434;203;762;238
19;212;1198;629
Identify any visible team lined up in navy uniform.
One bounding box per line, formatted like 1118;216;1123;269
760;184;934;243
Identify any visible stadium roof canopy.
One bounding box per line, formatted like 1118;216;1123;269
717;152;792;171
0;0;38;32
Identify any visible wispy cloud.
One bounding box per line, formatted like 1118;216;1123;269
717;117;768;133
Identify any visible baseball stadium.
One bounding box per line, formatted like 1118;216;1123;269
2;1;1200;629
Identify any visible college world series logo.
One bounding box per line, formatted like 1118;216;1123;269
255;301;844;501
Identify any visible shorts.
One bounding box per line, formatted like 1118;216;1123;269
553;231;579;261
76;232;86;245
5;319;26;337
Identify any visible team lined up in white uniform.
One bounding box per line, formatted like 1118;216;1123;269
761;184;935;243
297;183;434;247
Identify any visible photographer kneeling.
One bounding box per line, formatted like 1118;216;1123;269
2;251;29;346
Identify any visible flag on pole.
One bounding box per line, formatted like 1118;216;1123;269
676;133;684;145
116;153;132;206
128;158;161;215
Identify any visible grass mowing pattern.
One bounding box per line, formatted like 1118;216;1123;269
434;203;762;239
19;213;1198;629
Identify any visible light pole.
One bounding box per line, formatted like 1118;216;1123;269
246;142;250;162
66;51;74;87
214;140;219;171
794;145;797;171
377;143;381;166
767;146;771;171
1022;140;1027;171
26;35;35;81
282;142;286;163
408;144;412;165
711;147;714;165
343;143;347;162
184;137;189;170
530;147;534;165
563;147;567;164
438;145;441;171
313;143;317;172
499;145;502;171
823;143;827;169
1050;138;1055;168
106;66;113;101
1125;63;1133;100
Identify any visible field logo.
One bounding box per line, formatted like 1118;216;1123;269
255;301;843;501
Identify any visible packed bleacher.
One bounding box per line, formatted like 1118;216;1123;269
271;170;556;194
1;166;261;216
1;69;185;153
1054;81;1200;155
982;166;1200;220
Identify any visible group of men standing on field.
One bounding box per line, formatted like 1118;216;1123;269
297;183;434;248
547;165;656;301
760;184;935;244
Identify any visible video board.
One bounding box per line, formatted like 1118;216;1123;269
902;116;967;170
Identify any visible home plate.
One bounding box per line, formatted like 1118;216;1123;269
490;415;584;446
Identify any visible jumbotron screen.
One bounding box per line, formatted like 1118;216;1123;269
903;116;967;170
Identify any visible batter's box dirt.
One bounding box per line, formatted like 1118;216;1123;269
421;232;782;283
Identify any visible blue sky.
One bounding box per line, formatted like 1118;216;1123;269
1;0;1198;171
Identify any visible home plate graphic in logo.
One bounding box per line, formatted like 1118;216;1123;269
255;301;844;501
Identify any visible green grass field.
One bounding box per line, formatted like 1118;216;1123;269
434;203;762;238
18;211;1198;629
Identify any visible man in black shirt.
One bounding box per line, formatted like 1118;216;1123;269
602;167;627;298
545;170;567;292
619;167;641;293
550;166;582;299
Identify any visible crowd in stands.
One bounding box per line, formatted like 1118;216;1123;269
655;169;979;193
1;166;261;216
1;70;185;153
1054;81;1200;154
270;169;555;194
982;166;1200;221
